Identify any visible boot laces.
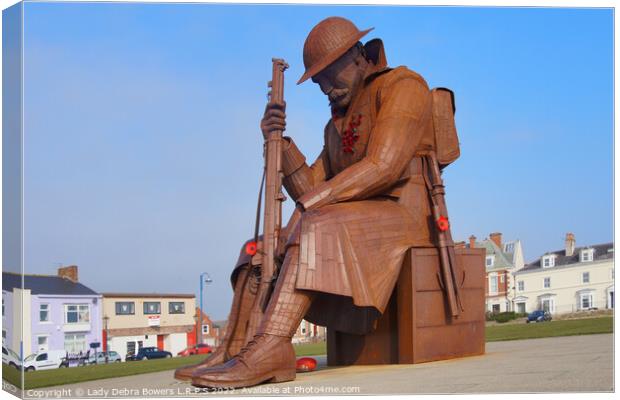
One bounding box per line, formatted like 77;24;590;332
233;333;269;367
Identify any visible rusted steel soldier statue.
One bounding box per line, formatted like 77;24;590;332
175;16;464;388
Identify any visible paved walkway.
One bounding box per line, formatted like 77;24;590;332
15;334;614;397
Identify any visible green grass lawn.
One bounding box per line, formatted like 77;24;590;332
294;342;327;357
485;316;613;342
1;345;328;390
2;354;207;390
2;317;612;390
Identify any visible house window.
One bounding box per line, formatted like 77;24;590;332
612;269;615;280
582;272;590;284
115;302;135;315
39;304;49;322
64;334;87;353
202;324;209;335
169;302;185;314
127;342;136;356
489;276;498;293
37;336;48;351
2;298;4;317
542;255;555;268
144;302;161;315
543;277;551;289
65;304;89;324
580;293;593;310
580;249;594;263
492;304;500;313
504;243;514;253
500;275;505;283
486;256;494;267
518;281;524;291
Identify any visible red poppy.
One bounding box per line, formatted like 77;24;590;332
436;215;450;232
341;114;363;154
296;357;317;372
245;241;257;256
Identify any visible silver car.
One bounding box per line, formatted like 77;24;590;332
2;346;21;369
88;351;122;364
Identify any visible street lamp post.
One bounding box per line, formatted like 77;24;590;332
199;272;213;345
103;315;109;364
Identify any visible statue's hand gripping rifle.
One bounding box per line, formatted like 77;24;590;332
244;58;289;343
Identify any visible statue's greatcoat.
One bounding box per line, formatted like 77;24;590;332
236;39;438;334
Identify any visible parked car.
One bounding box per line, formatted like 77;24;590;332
88;351;122;364
2;346;21;369
526;310;552;323
23;350;67;371
177;344;213;357
125;347;172;361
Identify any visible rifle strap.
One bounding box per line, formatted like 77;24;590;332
253;168;266;244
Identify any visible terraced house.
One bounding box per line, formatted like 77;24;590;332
465;232;525;313
2;266;102;357
513;233;614;314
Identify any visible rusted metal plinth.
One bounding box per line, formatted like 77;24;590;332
327;247;485;366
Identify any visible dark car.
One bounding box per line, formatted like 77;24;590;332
526;310;552;323
125;347;172;361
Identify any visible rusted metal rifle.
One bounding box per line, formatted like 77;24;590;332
423;151;464;318
244;58;289;343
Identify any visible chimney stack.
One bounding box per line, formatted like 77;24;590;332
469;235;477;249
490;232;502;249
58;265;78;282
565;233;576;257
454;241;466;249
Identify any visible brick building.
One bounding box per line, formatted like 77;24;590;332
101;293;195;359
189;308;220;347
464;232;525;313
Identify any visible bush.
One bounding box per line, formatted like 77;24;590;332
494;312;516;323
487;311;519;323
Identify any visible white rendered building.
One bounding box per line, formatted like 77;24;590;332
513;233;613;315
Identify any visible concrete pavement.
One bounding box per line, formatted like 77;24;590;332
14;334;614;397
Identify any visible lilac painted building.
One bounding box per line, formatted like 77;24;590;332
2;266;102;357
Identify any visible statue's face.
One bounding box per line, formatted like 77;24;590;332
311;47;366;113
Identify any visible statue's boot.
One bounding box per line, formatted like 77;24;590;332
174;264;258;381
191;246;313;389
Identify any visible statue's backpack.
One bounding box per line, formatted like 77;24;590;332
430;87;460;170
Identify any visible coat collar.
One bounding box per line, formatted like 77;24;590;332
362;38;389;82
330;38;389;121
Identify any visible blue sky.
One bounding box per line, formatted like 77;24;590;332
11;3;613;319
